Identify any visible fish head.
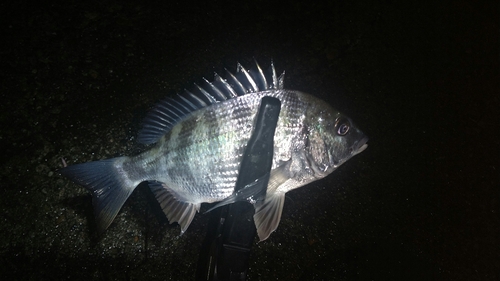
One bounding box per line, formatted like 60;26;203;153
303;101;368;178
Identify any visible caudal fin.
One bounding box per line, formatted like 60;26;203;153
59;157;137;233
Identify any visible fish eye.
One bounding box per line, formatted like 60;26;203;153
335;118;350;136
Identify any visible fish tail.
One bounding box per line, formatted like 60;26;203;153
59;157;137;233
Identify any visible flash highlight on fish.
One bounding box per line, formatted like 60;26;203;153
60;61;368;241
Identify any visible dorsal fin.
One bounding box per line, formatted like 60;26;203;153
137;60;285;145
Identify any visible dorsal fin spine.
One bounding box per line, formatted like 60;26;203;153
237;63;258;92
184;90;208;107
167;99;190;116
225;68;247;96
278;71;285;89
253;60;268;90
195;83;220;103
176;94;198;111
203;77;227;101
271;60;278;89
157;102;182;119
214;73;238;98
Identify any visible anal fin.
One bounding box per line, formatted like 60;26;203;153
148;181;200;234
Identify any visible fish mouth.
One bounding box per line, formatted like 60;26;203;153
353;136;369;156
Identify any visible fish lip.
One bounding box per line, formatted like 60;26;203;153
353;136;369;155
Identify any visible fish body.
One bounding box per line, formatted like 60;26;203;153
60;61;368;241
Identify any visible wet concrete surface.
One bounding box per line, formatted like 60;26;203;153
1;1;498;280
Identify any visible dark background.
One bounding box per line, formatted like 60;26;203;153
0;0;497;280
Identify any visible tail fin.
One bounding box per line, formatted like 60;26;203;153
59;157;137;233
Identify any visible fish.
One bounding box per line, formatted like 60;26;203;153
60;61;368;241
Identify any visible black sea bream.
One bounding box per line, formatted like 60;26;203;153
60;61;368;241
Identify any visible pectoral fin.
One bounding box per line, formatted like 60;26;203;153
252;163;293;241
148;181;200;234
253;192;286;241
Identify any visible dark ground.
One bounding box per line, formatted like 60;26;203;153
0;0;498;280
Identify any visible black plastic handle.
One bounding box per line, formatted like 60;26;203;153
196;96;281;281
